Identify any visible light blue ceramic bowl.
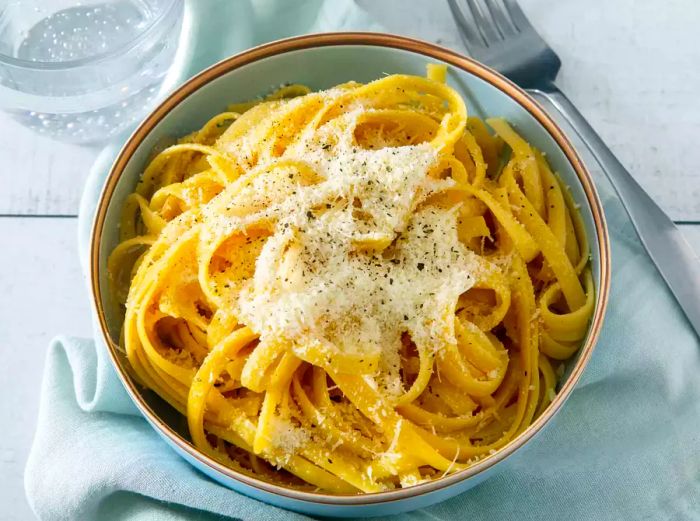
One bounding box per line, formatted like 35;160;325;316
90;33;610;518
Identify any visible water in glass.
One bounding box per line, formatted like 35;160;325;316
0;0;183;143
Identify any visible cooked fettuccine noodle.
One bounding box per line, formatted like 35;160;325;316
109;65;593;493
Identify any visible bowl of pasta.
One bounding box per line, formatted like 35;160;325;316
90;33;610;517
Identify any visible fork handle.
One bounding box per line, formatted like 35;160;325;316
532;84;700;337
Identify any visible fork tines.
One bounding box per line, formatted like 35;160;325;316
448;0;530;48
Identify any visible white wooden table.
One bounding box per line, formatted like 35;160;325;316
1;1;698;519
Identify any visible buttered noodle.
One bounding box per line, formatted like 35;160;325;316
109;65;593;493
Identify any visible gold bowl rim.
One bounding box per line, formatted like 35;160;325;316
90;32;611;506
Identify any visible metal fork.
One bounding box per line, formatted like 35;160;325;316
449;0;700;336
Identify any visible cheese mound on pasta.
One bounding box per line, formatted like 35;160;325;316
109;65;594;493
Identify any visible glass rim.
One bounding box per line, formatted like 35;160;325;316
0;0;181;70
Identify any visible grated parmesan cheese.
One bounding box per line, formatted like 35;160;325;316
218;98;480;391
267;417;310;457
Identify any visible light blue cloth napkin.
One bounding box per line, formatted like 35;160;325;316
25;1;700;519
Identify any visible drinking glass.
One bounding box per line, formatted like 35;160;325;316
0;0;183;144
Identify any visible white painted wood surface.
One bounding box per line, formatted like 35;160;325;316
0;114;98;217
0;217;92;521
0;1;699;520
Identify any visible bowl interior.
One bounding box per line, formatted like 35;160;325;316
93;38;607;499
